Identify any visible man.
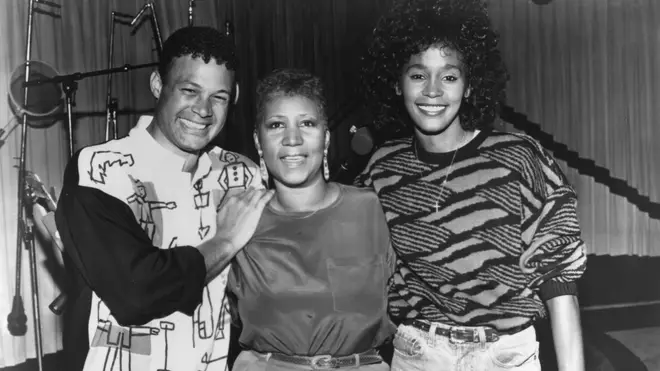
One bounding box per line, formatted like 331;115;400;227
55;26;273;371
356;1;587;370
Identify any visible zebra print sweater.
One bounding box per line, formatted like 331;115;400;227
355;128;587;333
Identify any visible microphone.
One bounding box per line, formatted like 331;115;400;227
7;295;28;336
49;293;67;316
349;125;374;156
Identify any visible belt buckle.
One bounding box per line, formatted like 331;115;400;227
311;355;337;369
449;327;475;344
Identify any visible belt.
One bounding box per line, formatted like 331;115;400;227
269;349;383;369
403;319;500;343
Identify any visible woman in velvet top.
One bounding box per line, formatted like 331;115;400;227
227;68;395;371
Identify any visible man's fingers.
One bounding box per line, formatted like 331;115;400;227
227;187;249;199
217;187;268;212
245;187;266;205
217;187;250;211
255;189;275;209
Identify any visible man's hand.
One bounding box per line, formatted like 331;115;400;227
214;187;274;253
196;187;274;284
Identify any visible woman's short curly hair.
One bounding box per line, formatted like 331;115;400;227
255;68;328;126
361;0;508;135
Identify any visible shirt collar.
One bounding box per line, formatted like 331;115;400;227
128;115;213;181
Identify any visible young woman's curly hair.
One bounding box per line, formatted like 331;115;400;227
360;0;509;136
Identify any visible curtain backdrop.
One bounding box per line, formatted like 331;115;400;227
1;0;659;367
488;0;660;257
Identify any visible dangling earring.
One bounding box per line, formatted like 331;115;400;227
258;151;269;188
323;149;329;181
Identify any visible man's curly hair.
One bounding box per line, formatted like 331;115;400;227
255;68;328;125
158;26;238;83
361;0;508;135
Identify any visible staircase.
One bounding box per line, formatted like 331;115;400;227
499;105;660;220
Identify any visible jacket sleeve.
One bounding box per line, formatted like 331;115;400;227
55;152;207;326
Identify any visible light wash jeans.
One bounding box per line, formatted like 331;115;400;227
391;322;541;371
232;350;391;371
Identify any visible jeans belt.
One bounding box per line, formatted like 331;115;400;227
269;349;382;369
404;319;500;343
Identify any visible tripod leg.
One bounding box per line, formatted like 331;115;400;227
26;224;44;371
66;98;74;158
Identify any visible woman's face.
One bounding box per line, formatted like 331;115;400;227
255;95;329;188
398;45;470;136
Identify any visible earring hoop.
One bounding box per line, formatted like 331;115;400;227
323;150;329;181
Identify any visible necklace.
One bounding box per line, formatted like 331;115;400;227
415;130;479;213
434;149;459;213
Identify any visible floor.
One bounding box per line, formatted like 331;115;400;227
607;326;660;371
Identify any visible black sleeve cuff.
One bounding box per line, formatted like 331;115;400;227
176;246;207;316
538;280;578;301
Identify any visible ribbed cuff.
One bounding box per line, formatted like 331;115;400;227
538;280;578;301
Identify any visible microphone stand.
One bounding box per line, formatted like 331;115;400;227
106;98;118;141
8;2;60;370
103;1;163;141
225;20;234;39
61;79;76;158
21;62;156;319
24;62;158;158
130;0;163;56
44;0;165;315
104;12;126;142
21;191;44;370
188;0;196;27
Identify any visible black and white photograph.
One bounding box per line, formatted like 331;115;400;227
0;0;658;370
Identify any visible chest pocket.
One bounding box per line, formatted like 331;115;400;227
326;255;386;316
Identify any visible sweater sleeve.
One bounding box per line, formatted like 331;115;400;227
517;138;587;301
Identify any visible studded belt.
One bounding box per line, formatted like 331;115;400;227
404;319;501;343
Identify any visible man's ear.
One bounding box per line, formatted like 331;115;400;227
150;71;163;99
395;83;402;96
233;83;240;105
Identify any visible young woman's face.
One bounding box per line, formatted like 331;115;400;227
398;46;470;135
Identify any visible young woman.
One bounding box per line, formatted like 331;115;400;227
356;0;587;370
227;68;395;371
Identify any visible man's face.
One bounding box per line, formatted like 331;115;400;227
150;55;235;156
